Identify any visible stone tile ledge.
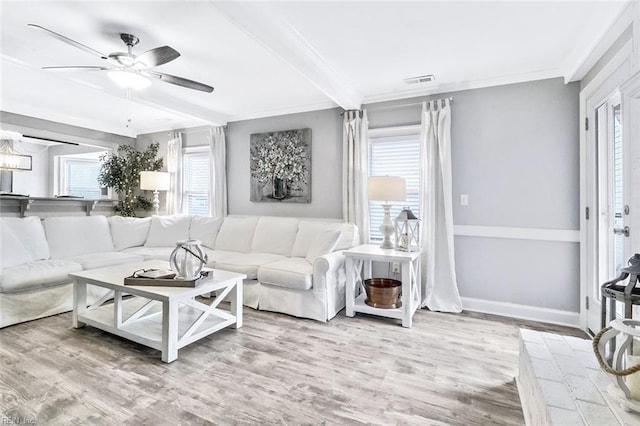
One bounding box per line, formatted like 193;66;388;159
517;328;640;425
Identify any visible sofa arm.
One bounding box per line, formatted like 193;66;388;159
313;250;346;292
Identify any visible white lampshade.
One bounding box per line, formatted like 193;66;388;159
368;176;406;202
140;171;169;191
107;70;151;90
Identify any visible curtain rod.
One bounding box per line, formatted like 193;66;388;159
368;96;454;112
341;96;454;115
22;134;79;146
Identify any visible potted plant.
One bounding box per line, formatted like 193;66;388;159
98;143;163;217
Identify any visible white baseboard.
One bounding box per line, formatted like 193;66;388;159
461;297;580;328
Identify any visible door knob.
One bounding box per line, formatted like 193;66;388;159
613;226;630;237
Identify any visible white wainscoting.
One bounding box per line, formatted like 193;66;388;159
454;224;580;327
462;297;580;328
454;225;580;243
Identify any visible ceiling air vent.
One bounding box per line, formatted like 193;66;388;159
404;74;435;85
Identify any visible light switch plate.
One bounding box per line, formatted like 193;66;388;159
460;194;469;206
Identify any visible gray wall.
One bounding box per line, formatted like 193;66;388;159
0;111;134;197
365;77;581;312
226;108;343;219
12;142;48;196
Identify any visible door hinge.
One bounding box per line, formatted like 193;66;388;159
586;296;589;310
585;117;589;131
585;207;590;220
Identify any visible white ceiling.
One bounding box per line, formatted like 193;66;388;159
0;0;630;138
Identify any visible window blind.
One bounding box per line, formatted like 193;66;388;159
368;136;421;242
182;151;210;216
65;159;102;198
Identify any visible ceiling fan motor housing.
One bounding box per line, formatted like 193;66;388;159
120;33;139;47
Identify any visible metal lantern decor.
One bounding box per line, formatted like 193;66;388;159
169;239;208;280
594;318;640;413
394;206;420;251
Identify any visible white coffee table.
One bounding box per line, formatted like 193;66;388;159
70;260;245;363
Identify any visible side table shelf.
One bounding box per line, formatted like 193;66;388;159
344;244;422;328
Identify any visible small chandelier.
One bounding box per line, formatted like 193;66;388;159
0;131;32;171
394;206;420;252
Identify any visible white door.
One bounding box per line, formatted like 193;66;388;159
585;91;629;334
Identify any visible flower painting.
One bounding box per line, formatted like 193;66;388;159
250;128;311;203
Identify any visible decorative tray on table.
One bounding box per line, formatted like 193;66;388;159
123;268;213;287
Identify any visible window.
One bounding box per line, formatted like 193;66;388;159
182;147;210;216
56;151;107;198
368;128;421;242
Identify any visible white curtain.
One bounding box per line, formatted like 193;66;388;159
166;131;183;215
342;110;369;243
420;99;462;312
208;126;228;218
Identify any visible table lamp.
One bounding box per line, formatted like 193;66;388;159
368;176;406;249
140;171;169;216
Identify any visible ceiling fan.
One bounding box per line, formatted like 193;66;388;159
28;24;214;93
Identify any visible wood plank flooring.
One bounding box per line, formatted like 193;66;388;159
0;303;587;425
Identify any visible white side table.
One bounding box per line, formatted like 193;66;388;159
344;244;422;327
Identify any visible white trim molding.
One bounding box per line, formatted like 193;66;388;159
454;225;580;243
461;297;580;328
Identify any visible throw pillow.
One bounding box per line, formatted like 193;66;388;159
305;229;343;263
144;215;191;247
190;216;224;249
0;216;49;260
0;222;34;268
109;216;152;251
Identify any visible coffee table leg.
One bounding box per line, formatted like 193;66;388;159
73;279;87;328
161;300;178;363
230;278;243;329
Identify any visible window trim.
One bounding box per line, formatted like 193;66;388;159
54;151;110;198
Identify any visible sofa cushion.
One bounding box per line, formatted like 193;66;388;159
291;221;332;257
144;215;191;247
0;259;82;293
306;230;342;263
44;216;115;259
190;216;224;249
215;217;259;253
214;253;285;280
0;223;34;268
292;221;358;256
334;222;359;250
67;252;144;270
109;216;152;251
251;217;299;256
1;216;49;260
258;257;313;291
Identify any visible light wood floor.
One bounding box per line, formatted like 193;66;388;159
0;303;587;425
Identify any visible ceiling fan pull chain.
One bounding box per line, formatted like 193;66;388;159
125;88;132;128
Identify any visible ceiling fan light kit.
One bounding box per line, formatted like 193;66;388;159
107;69;151;90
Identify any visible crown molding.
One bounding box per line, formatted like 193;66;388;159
362;69;562;105
562;1;635;83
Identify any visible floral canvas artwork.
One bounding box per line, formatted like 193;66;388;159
250;128;311;203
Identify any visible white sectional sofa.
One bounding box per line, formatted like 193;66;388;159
0;214;358;328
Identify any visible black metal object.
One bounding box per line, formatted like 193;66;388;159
601;254;640;328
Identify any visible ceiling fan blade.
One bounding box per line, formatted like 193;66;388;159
150;71;213;93
42;66;110;71
28;24;107;59
135;46;180;68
